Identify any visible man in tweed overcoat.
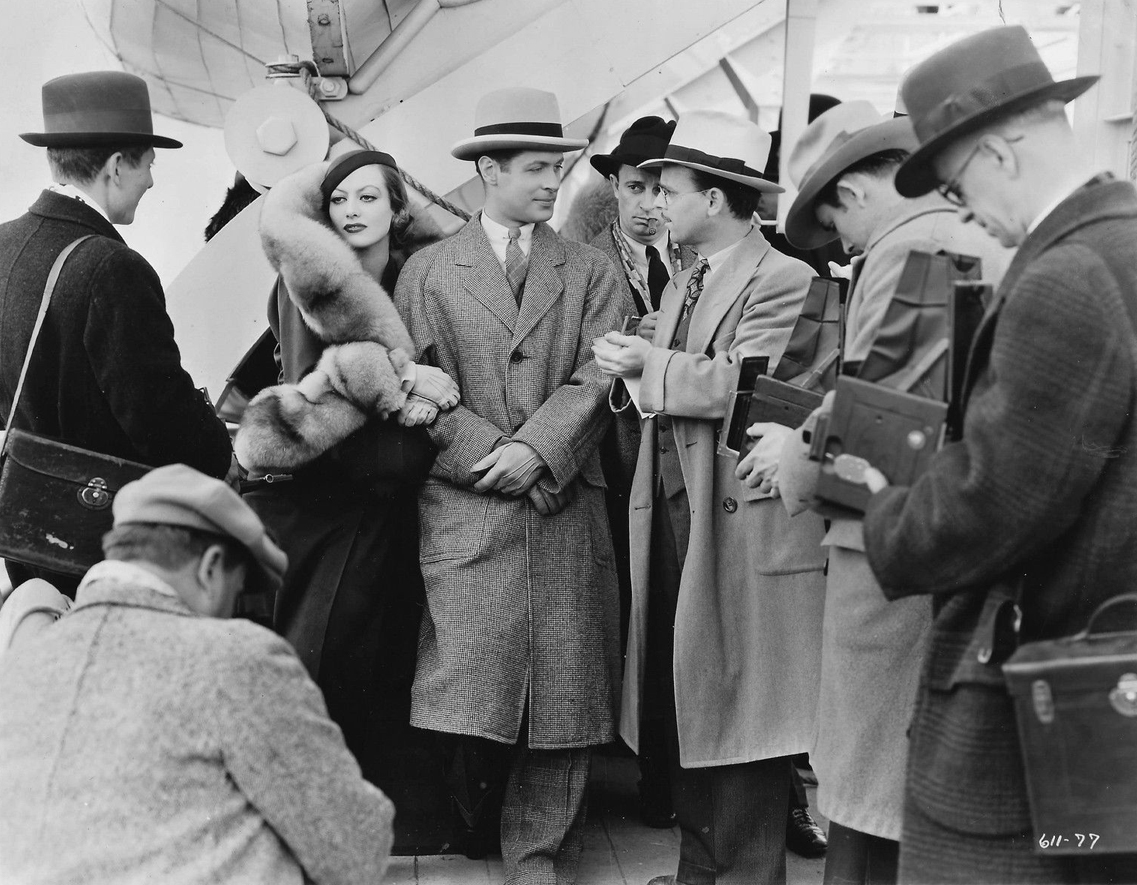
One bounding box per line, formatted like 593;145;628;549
859;27;1137;883
393;88;629;885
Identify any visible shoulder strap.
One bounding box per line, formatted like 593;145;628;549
2;235;95;448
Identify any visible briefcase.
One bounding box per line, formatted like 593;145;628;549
1003;594;1137;855
0;430;148;576
810;376;947;512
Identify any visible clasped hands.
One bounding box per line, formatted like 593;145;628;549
397;363;460;427
471;441;571;516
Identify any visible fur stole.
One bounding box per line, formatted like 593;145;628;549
235;162;414;472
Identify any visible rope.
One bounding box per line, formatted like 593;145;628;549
321;107;473;222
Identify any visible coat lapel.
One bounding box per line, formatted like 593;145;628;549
458;215;517;334
513;223;565;345
688;227;766;355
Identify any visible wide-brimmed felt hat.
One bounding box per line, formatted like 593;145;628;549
590;116;676;178
451;88;588;161
640;110;782;193
113;464;287;596
785;102;918;249
21;71;182;149
895;25;1098;197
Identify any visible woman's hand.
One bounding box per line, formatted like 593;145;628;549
397;393;439;426
410;364;459;409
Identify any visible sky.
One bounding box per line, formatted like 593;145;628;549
0;0;237;284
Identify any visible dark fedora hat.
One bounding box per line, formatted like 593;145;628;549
590;116;676;178
20;71;182;149
895;25;1097;197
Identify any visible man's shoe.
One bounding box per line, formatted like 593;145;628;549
646;876;676;885
786;807;827;858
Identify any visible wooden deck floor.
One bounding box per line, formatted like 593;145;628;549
385;755;827;885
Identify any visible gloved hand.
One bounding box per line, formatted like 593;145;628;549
526;482;574;516
409;364;459;409
471;441;547;495
397;392;440;427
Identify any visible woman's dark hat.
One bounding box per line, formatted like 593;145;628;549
895;25;1098;197
590;117;676;178
785;102;918;249
320;150;400;207
20;71;182;149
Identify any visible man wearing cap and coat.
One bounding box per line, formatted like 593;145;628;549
739;101;1010;884
0;72;234;596
853;26;1137;883
0;465;395;884
394;87;629;884
594;110;827;885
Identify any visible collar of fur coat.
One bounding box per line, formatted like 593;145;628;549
234;163;418;473
258;161;414;354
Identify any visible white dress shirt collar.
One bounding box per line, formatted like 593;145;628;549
481;212;534;265
49;183;112;225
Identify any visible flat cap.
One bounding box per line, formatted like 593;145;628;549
113;464;287;594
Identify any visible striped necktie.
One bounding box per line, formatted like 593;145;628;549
506;227;528;306
680;258;709;321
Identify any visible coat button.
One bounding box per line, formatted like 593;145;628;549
722;497;738;513
510;350;525;363
671;337;681;348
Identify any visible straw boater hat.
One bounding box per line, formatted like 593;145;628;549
785;101;919;249
895;24;1099;197
451;88;588;161
21;71;182;149
639;110;783;193
590;116;676;178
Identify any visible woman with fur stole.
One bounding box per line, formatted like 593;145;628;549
237;150;458;797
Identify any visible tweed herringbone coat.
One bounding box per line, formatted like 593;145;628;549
619;227;828;768
393;217;632;748
863;178;1137;880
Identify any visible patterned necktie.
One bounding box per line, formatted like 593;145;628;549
506;227;528;306
645;244;671;311
680;258;710;321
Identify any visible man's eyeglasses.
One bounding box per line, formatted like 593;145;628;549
657;185;710;205
936;134;1022;207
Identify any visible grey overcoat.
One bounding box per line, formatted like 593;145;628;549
394;217;631;748
619;227;829;768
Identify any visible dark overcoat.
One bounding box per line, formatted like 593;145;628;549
0;191;231;476
393;217;631;748
863;178;1137;875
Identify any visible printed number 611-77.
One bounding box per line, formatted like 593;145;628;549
1038;833;1099;850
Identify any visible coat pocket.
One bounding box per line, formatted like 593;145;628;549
418;480;491;563
908;680;1033;836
